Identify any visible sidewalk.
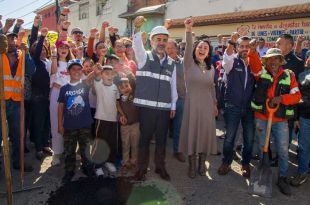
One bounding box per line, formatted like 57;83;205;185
0;119;309;205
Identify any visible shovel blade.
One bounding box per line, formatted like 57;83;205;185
249;160;273;198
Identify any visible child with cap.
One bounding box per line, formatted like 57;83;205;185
116;77;140;175
58;59;94;183
93;63;120;173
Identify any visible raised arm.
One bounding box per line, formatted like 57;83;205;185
99;21;109;42
29;15;41;48
132;16;147;69
183;17;194;70
87;28;98;58
34;27;48;61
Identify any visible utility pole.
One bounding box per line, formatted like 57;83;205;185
55;0;60;24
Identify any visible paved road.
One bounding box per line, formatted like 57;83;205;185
0;119;309;205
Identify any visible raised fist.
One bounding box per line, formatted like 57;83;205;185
297;35;305;43
61;7;70;15
62;21;71;30
34;15;42;27
164;19;173;29
16;19;24;27
249;39;257;52
40;27;49;36
4;18;15;29
184;17;193;31
231;32;240;44
102;21;109;29
50;44;57;56
134;16;146;28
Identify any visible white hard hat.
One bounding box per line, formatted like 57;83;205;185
150;26;169;39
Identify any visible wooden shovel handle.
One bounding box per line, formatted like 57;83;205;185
263;99;280;153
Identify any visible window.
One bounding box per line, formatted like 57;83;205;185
79;2;89;20
96;0;112;16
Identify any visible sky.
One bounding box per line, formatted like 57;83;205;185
0;0;55;29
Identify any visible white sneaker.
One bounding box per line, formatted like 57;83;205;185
51;155;61;166
105;162;117;173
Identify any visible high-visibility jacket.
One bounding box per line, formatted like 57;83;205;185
2;50;23;101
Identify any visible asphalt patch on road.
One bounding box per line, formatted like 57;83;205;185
47;177;182;205
47;177;133;205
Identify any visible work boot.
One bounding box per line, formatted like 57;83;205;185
62;171;75;184
277;177;292;196
188;155;196;179
155;167;171;181
198;153;206;176
173;152;186;162
290;174;308;187
217;163;231;175
241;165;251;178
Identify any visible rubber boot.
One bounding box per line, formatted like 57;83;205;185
188;155;196;179
198;153;206;176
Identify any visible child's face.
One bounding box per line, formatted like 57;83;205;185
118;82;132;96
83;61;93;75
69;65;83;82
96;42;108;57
101;70;114;85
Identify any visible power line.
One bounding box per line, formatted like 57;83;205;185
3;0;42;17
17;0;54;19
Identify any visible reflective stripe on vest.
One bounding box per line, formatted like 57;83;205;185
251;101;263;111
3;75;22;81
136;70;171;82
134;98;171;109
279;70;291;86
260;69;273;82
4;87;21;93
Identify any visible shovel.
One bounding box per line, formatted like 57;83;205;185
249;99;279;198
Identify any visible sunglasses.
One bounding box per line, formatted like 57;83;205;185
125;44;132;48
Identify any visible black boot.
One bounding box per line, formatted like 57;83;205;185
198;153;206;176
277;176;292;196
188;155;196;178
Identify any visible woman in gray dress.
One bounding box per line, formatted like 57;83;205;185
179;17;218;178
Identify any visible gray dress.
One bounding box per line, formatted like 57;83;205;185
179;32;218;156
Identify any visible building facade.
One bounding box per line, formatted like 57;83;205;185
67;0;127;36
36;0;77;31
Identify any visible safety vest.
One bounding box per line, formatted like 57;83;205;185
134;50;175;110
2;50;23;101
251;67;295;119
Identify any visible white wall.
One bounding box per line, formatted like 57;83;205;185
68;0;127;37
165;0;310;19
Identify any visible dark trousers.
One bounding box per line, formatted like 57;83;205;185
31;97;50;152
222;103;254;166
64;128;90;172
0;100;21;165
95;120;118;163
137;107;170;172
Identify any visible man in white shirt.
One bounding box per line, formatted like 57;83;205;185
256;37;268;57
132;16;177;181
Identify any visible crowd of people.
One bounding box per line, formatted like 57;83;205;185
0;7;309;197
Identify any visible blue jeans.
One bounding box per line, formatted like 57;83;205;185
0;100;21;164
256;119;289;177
223;103;254;166
298;117;310;174
172;98;184;153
